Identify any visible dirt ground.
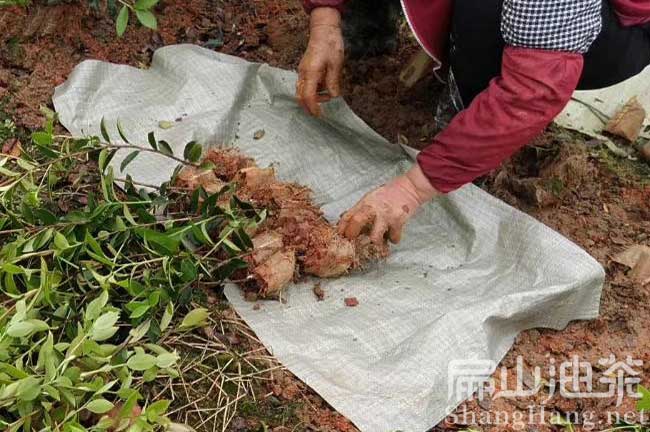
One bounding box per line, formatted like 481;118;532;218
1;1;650;431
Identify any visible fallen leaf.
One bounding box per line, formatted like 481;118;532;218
613;245;650;286
509;178;558;208
168;424;197;432
158;120;175;130
344;297;358;307
1;138;22;157
253;129;265;140
605;97;647;142
612;245;650;268
630;251;650;286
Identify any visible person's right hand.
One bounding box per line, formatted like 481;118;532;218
297;7;345;117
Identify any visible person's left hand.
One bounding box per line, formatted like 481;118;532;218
338;164;441;244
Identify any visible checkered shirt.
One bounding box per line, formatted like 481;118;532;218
501;0;603;53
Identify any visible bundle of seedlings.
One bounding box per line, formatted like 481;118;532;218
0;114;268;431
175;149;389;300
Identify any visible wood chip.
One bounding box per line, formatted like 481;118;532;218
313;283;325;301
344;297;359;307
253;129;265;140
399;49;435;89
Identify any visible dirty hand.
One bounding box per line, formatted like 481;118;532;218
297;7;344;117
338;165;441;244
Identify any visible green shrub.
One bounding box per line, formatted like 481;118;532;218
0;112;262;431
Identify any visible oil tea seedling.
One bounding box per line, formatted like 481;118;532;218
0;113;263;431
115;0;159;36
0;0;158;37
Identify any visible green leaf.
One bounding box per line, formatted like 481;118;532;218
32;131;53;146
155;351;178;369
112;215;127;232
129;304;151;319
127;353;157;371
34;208;57;225
180;259;197;282
145;399;170;422
160;303;174;332
135;9;157;29
85;231;108;259
7;320;49;338
53;231;70;250
129;320;151;343
157;140;173;156
86;398;115;414
85;290;109;322
147;131;158;150
183;141;202;163
98;149;109;172
120;150;140;172
143;365;159;382
136;228;180;255
637;385;650;412
34;142;59;158
16;376;41;402
550;414;571;427
179;308;209;330
116;119;130;143
37;333;57;381
158;120;174;130
199;160;216;171
221;237;241;252
2;263;24;275
116;5;129;37
101;166;116;202
94;417;115;430
100;117;111;142
91;311;120;341
134;0;158;10
123;204;138;225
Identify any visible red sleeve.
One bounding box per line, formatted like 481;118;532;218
303;0;347;13
417;47;584;193
610;0;650;26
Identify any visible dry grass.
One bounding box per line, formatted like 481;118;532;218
150;305;283;431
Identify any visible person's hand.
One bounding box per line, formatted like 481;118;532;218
297;7;344;117
338;165;441;244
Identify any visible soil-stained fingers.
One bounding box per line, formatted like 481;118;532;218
387;222;404;244
369;217;390;246
325;58;343;99
297;53;327;117
338;204;376;240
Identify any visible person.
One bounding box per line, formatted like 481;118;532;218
297;0;650;245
